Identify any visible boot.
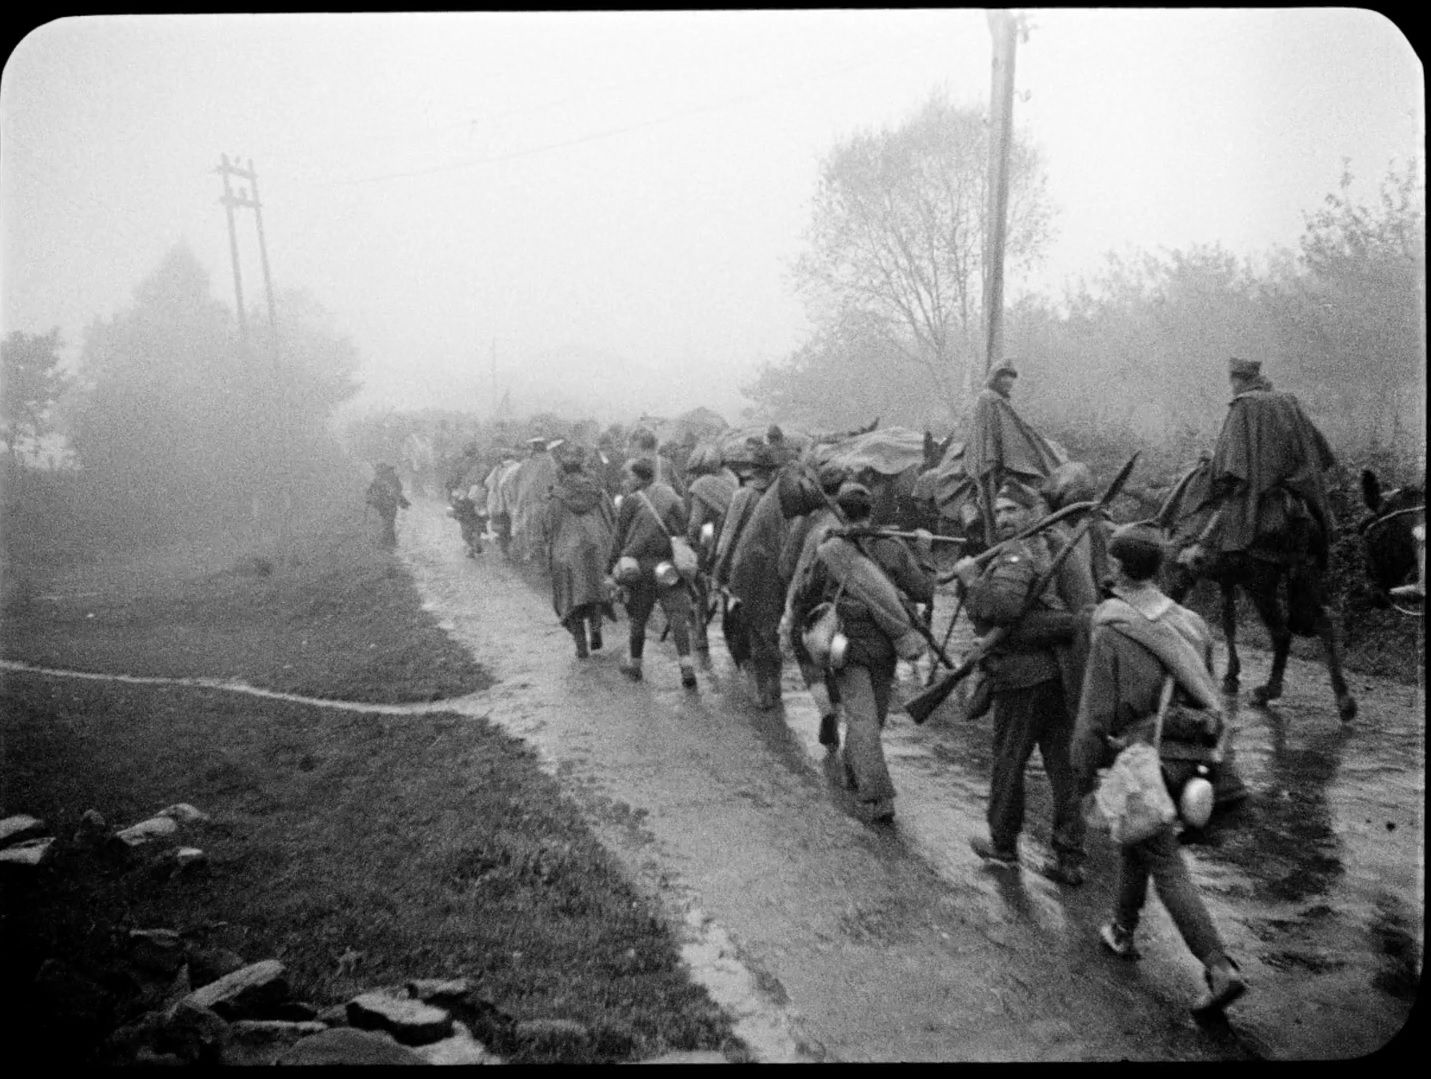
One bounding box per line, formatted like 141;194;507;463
818;713;840;749
1193;956;1246;1016
619;656;643;682
571;623;589;659
679;659;698;690
588;620;603;652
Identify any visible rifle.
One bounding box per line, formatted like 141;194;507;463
830;527;967;546
905;453;1139;725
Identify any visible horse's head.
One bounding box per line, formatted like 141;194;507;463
1359;469;1425;601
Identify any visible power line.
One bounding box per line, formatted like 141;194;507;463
319;43;945;188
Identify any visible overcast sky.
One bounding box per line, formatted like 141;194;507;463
1;10;1422;426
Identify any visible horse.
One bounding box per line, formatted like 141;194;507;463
1359;469;1425;610
1154;457;1357;723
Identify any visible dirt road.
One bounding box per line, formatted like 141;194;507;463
399;500;1421;1061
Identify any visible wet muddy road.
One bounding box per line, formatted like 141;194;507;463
399;501;1421;1061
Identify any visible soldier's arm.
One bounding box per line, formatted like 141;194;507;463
1071;628;1121;793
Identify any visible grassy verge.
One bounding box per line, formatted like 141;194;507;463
2;502;490;703
0;510;737;1064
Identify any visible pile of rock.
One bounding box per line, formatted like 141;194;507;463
3;806;729;1065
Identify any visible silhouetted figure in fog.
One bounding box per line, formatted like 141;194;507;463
366;463;410;548
547;445;617;659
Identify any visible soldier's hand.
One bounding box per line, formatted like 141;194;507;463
953;555;980;587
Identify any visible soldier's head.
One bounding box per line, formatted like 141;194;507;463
527;437;548;456
993;480;1042;539
1108;523;1165;584
986;360;1018;397
1228;356;1264;392
627;457;655;490
835;481;873;523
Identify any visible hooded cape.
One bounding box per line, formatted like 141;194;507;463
548;473;616;621
1206;389;1336;561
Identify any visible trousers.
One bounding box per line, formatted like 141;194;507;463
987;677;1085;861
1115;824;1227;964
625;578;693;659
834;657;897;804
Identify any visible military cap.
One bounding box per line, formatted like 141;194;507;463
990;359;1019;378
1228;357;1261;380
1107;523;1165;565
835;481;873;517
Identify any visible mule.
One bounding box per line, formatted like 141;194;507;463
1155;458;1357;723
1359;469;1425;608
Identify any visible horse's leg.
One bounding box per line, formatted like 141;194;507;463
1302;570;1358;723
1245;564;1290;706
1220;580;1241;694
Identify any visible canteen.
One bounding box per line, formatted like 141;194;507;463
1178;772;1215;829
802;602;850;669
614;555;642;585
654;560;681;588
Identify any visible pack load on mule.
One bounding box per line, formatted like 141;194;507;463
816;425;930;530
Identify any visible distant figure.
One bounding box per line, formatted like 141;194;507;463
547;445;617;659
366;463;411;547
607;457;698;689
683;443;739;653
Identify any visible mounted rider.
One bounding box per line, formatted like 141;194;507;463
1179;357;1337;581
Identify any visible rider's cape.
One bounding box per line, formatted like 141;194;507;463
1208;389;1336;564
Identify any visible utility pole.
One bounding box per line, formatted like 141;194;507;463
983;10;1022;375
216;155;249;346
214;155;292;559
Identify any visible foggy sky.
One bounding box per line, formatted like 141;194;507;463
0;10;1422;427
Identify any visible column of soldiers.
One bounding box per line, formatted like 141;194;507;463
520;354;1340;1019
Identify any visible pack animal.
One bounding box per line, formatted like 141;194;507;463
1154;457;1356;723
1359;469;1424;610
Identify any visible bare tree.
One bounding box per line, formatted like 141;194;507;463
793;92;1053;420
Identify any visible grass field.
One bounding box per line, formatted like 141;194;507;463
0;503;737;1064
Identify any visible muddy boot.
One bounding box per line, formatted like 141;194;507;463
1193;956;1246;1016
587;618;603;652
679;658;697;690
570;622;589;659
619;656;643;682
818;713;840;749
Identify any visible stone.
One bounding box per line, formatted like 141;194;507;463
275;1026;430;1065
184;959;288;1020
412;1020;501;1065
156;802;209;824
73;808;109;847
189;946;247;988
0;813;46;846
513;1017;593;1056
159;999;231;1064
112;816;180;847
631;1050;730;1064
348;990;454;1046
407;977;473;1005
223;1020;328;1066
0;836;55;867
129;929;186;976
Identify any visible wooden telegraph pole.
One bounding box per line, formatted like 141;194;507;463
983;10;1021;375
215;155;293;559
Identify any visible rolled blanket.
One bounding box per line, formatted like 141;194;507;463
815;536;917;648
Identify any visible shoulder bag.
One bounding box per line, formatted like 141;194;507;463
1095;675;1178;845
636;490;700;583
